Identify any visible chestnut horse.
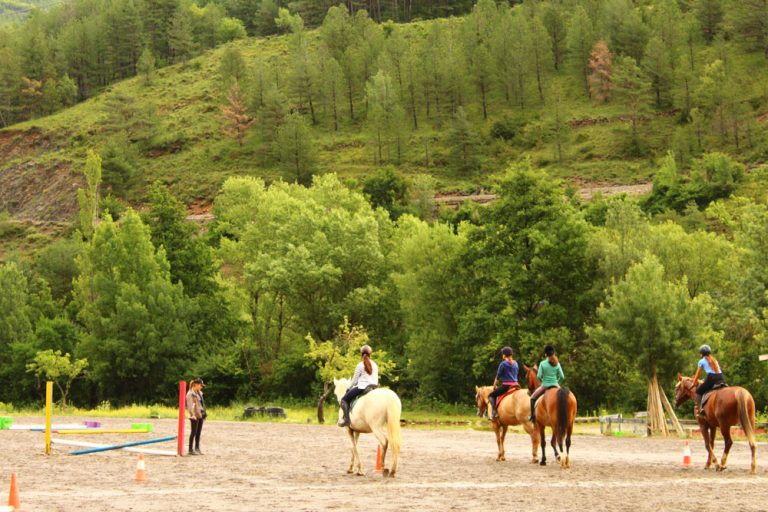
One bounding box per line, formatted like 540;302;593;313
675;374;757;474
475;385;539;463
534;387;577;468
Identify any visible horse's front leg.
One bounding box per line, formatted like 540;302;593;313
500;425;509;461
718;424;733;471
492;420;506;461
538;424;547;466
346;429;357;474
702;423;718;470
522;417;539;464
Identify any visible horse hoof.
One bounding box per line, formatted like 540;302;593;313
540;461;547;466
531;458;539;464
382;469;390;478
346;470;354;474
356;472;364;477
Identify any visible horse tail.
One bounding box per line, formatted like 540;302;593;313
557;387;569;445
736;388;756;446
386;393;402;471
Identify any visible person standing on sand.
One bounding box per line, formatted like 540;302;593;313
186;378;207;455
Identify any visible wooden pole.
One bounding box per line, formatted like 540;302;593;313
45;381;53;455
659;384;685;437
178;380;187;457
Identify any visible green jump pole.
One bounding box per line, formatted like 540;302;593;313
69;436;176;455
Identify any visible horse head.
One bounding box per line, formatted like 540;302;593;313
474;386;492;417
333;378;351;403
522;362;540;390
674;373;699;407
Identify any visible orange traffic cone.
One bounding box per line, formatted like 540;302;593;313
134;454;147;483
8;472;20;510
374;445;382;473
682;441;692;468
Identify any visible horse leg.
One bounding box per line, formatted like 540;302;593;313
522;416;539;463
499;425;508;462
346;430;357;474
492;421;506;461
539;423;547;466
718;424;732;472
564;421;573;469
704;425;718;470
352;431;364;476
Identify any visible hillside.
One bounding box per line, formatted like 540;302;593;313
2;1;768;227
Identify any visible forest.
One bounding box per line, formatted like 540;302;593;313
1;0;768;416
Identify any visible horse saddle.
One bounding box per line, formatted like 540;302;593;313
701;382;728;409
496;386;521;408
350;385;379;411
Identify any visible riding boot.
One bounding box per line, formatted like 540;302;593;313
488;397;498;419
694;395;704;418
529;398;536;423
338;400;351;427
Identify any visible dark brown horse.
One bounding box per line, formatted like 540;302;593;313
534;387;577;468
521;363;541;390
675;374;757;474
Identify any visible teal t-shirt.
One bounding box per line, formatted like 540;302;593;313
537;359;565;387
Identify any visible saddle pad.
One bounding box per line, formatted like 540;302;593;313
496;387;521;408
701;383;727;409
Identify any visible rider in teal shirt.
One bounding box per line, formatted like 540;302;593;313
528;345;564;422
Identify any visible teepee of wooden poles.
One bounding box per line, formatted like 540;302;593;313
646;374;684;437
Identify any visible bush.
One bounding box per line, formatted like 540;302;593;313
490;115;524;141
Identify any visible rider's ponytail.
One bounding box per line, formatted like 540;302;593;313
706;355;721;374
362;352;373;375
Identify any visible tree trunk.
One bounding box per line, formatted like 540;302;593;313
317;382;333;424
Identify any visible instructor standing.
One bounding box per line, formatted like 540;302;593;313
186;378;207;455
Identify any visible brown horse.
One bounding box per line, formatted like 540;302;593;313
521;363;541;390
675;374;757;474
475;386;539;463
534;387;577;468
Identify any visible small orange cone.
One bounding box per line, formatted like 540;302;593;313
682;441;692;468
134;454;147;483
374;445;382;473
8;472;20;510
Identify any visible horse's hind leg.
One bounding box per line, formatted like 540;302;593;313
538;424;547;466
718;425;733;472
564;422;573;469
500;425;509;462
550;429;560;462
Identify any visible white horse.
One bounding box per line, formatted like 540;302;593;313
333;378;402;478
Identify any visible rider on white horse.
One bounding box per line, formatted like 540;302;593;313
338;345;379;427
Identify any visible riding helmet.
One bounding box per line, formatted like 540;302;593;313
360;345;372;356
501;346;513;357
544;345;555;356
699;344;712;356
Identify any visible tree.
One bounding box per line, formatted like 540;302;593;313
542;4;567;71
219;47;247;91
168;5;196;63
0;263;34;397
613;56;651;148
587;255;718;433
448;106;481;173
77;150;102;241
696;0;724;43
729;0;768;56
217;17;247;43
391;216;467;400
74;210;191;403
362;166;409;220
587;40;612;103
306;318;395;423
643;36;673;108
222;83;254;146
137;48;156;86
27;350;88;408
366;70;406;164
566;6;597;97
527;16;552;103
274;112;317;185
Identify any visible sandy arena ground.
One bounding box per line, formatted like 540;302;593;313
1;416;767;512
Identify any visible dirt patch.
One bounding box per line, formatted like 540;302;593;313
2;417;765;511
0;161;81;221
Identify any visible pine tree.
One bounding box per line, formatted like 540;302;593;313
567;6;597;98
77;150;102;241
168;5;196;64
222;83;255;146
643;36;673;108
696;0;723;43
448;106;480;173
542;4;567;71
613;56;651;148
366;71;407;164
137;48;156;86
275;112;317;185
587;40;612;104
219;47;247;91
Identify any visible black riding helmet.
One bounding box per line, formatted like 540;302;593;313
544;345;555;356
501;346;513;357
699;344;712;356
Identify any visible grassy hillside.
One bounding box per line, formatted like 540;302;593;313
2;12;768;227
